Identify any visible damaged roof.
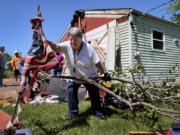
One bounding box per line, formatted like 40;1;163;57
59;8;180;42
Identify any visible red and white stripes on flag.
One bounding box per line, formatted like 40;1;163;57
18;17;58;104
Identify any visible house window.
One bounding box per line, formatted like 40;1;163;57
152;30;164;51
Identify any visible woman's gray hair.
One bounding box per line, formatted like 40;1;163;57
68;27;82;38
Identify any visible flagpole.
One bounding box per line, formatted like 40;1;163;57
11;94;21;123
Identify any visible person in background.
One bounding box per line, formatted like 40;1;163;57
52;52;64;77
0;46;6;87
47;27;111;120
11;50;21;82
17;57;26;81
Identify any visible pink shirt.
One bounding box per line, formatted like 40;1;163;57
56;54;64;67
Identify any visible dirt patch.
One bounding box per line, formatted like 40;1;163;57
0;78;19;103
0;77;86;104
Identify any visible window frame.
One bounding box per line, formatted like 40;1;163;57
151;28;165;52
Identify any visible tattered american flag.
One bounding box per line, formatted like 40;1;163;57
18;17;58;104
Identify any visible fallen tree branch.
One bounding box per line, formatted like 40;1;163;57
159;112;180;121
132;102;180;114
40;71;180;117
58;75;180;115
152;95;180;102
112;77;176;92
82;77;133;111
50;75;133;110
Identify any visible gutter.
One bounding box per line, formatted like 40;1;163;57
130;9;180;28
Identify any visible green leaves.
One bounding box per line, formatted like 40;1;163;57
172;63;179;72
129;64;145;74
4;52;12;62
169;63;179;74
166;0;180;24
111;81;125;95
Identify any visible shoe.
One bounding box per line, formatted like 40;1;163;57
94;111;106;120
66;112;78;120
66;116;73;120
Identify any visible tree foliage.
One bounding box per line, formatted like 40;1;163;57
4;52;11;62
107;64;180;121
4;52;12;70
166;0;180;24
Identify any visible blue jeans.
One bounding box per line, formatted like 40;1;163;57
67;80;101;117
17;59;23;80
52;67;63;77
17;59;23;75
0;67;5;86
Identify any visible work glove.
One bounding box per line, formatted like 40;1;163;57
103;72;111;81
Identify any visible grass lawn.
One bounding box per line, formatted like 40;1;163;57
4;70;13;78
0;101;175;135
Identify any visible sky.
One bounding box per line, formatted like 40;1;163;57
0;0;172;57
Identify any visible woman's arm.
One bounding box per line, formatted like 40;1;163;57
95;61;106;74
47;40;61;53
